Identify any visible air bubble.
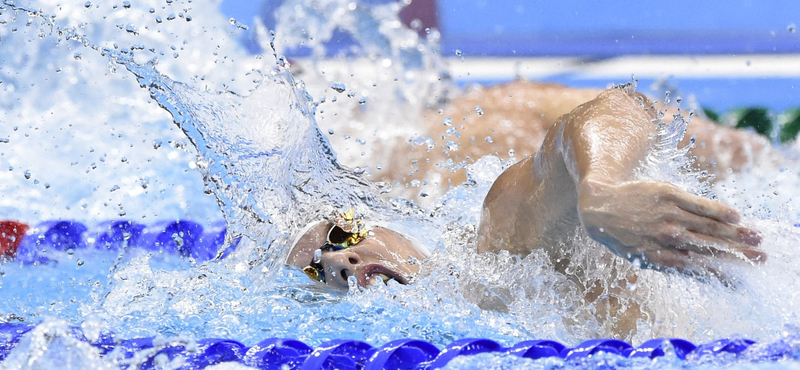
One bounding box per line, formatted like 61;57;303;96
455;49;462;56
0;138;8;143
328;129;335;135
789;23;797;33
23;170;31;180
166;13;175;20
73;52;82;60
484;136;493;143
358;97;366;105
443;116;452;126
110;185;120;192
122;1;131;8
475;105;484;116
84;1;92;8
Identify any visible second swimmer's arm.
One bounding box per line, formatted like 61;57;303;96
477;88;764;273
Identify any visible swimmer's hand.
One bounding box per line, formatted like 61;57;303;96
577;179;765;274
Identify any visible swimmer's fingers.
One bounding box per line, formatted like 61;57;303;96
676;211;762;247
660;228;766;264
641;249;731;282
671;190;741;224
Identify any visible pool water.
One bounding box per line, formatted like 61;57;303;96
3;0;800;369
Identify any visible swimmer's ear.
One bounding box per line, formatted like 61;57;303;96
286;220;331;267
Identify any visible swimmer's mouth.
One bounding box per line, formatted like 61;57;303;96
360;264;408;286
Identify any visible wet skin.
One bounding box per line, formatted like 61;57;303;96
288;85;766;300
287;222;426;289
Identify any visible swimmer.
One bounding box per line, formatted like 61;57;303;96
383;80;775;200
286;83;767;332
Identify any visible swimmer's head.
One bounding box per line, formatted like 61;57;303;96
286;212;430;289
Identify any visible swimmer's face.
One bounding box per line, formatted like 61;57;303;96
286;222;426;289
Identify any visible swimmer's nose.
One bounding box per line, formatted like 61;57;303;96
320;250;361;288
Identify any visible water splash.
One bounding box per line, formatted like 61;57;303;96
4;0;800;369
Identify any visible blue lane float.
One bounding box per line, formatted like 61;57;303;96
6;219;240;264
0;223;788;368
0;323;776;369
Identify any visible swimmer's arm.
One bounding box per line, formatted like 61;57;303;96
478;88;764;272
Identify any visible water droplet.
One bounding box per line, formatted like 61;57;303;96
185;15;192;22
455;49;462;56
484;136;493;143
329;82;346;93
346;91;356;98
23;170;31;180
508;149;515;157
358;97;366;105
788;23;797;33
110;185;120;192
153;140;162;149
443;116;452;126
599;227;604;233
73;52;82;60
77;259;85;267
125;25;138;35
475;105;484;116
348;275;359;290
166;13;176;21
171;232;184;247
328;129;335;135
149;7;155;13
84;1;92;8
155;16;162;23
122;1;131;8
0;138;8;143
313;249;322;264
445;141;459;152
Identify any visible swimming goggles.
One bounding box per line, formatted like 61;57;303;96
302;209;369;283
